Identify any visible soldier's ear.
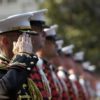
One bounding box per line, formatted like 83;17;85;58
0;36;4;45
2;36;9;46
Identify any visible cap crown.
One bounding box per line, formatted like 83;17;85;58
56;40;64;50
44;24;58;37
74;51;84;61
29;9;48;22
61;44;74;55
0;13;31;33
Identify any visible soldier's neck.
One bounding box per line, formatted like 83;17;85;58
43;55;56;61
36;50;43;58
33;45;42;53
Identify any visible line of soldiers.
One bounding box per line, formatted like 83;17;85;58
0;8;97;100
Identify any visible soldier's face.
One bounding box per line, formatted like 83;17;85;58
0;35;10;57
75;63;84;75
31;25;46;48
62;55;78;73
45;40;57;55
0;31;20;59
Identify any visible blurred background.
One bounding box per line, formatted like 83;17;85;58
0;0;100;74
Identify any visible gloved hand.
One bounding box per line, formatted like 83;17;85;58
13;32;33;55
8;32;38;71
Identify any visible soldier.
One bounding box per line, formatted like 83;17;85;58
73;51;88;100
27;9;52;100
60;45;77;74
56;42;78;100
59;46;85;100
0;14;38;99
80;61;91;100
43;26;69;100
82;62;97;100
28;10;63;100
7;9;51;100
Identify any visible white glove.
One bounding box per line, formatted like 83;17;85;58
13;33;33;55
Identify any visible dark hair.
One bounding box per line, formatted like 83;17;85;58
0;30;21;35
30;20;49;29
75;60;84;64
30;20;45;27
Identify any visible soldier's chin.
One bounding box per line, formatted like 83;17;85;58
38;43;44;48
68;69;75;75
39;45;44;50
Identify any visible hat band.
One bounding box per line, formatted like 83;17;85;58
11;26;31;30
0;26;31;34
